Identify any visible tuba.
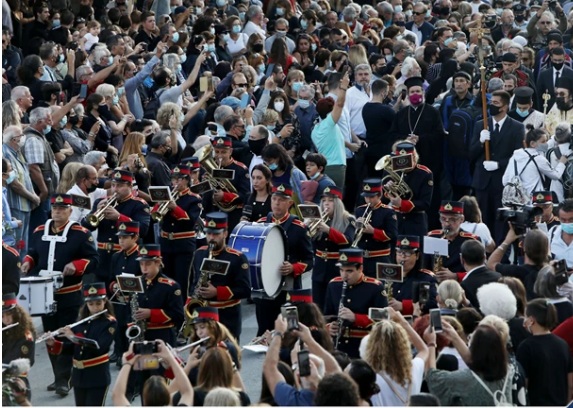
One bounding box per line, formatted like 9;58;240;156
86;193;119;227
193;145;238;212
151;190;181;222
376;155;413;199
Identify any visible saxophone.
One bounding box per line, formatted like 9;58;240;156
334;281;348;350
126;292;146;341
434;229;449;272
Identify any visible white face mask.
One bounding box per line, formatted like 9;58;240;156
274;101;285;112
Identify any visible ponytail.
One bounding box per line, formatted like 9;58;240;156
525;298;558;330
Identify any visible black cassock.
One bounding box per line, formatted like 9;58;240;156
390;103;446;230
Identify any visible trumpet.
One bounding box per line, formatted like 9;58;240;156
151;190;181;222
193;145;238;212
36;309;108;343
352;204;372;247
86;193;119;227
307;213;330;238
376;155;413;199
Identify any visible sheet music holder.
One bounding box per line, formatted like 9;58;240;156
200;258;230;275
149;186;172;202
117;274;144;293
376;263;404;283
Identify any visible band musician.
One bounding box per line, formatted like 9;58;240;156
82;170;150;289
187;212;251;341
22;194;98;397
324;248;387;358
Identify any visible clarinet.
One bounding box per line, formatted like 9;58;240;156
334;281;348;350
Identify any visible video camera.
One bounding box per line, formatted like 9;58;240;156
496;206;542;235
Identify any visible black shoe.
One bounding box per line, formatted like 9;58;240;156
56;385;69;396
47;382;56;391
109;352;119;363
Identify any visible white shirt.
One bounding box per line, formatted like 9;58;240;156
462;265;483;281
548;142;572;202
226;33;250;56
549;225;573;268
492;115;507;132
410;24;424;46
242;21;265;39
344;85;371;138
554;67;563;86
461;221;494;246
502;147;565;194
67;184;107;242
40;65;58;82
371;357;425;406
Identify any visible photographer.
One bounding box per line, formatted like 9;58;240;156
549;198;573;269
487;225;550;299
112;339;194;406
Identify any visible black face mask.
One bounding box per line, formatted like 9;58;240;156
488;103;502;116
556;96;572;110
86;183;97;193
515;14;525;22
440;7;451;15
252;43;264;53
553;61;564;70
69;115;80;126
248;138;267;156
164;146;172;159
375;67;386;77
97;104;110;117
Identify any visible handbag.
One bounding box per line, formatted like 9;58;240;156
502;152;533;207
470;367;514;406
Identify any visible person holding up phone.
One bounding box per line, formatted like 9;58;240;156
323;248;388;357
389;235;438;316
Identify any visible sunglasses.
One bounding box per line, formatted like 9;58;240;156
413;11;425;15
235;83;248;87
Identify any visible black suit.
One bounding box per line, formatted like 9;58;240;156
461;265;502;310
470;116;524;242
536;66;573;111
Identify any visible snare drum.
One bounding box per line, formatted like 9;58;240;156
18;272;62;315
229;222;287;298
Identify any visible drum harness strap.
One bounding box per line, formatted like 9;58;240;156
41;220;77;273
267;214;295;291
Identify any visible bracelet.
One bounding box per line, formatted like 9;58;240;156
125;352;135;361
272;330;283;338
427;343;437;348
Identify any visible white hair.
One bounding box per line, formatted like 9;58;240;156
29;107;51;125
401;56;419;76
84;151;107;166
92;45;110;65
10;86;30;101
204;388;240;406
3;125;23;144
95;83;115;98
477;282;517;320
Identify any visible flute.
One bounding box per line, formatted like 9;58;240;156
36;309;108;343
2;322;19;331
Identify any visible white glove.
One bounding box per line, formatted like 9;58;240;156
480;129;491;143
483;161;499;171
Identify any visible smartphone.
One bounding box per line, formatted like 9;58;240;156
401;89;407;99
80;84;88;99
368;307;388;321
133;341;159;354
404;315;414;326
298;350;311;377
200;76;209;92
140;43;148;51
429;308;443;333
554;259;569;286
239;92;250;108
285;306;299;331
419;283;430;305
134;356;160;371
265;63;276;78
207;123;218;134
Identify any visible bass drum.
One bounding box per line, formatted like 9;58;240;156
228;222;287;298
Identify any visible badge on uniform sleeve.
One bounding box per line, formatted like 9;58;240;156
428;180;434;186
21;345;29;354
175;289;181;296
88;236;94;242
242;263;249;270
144;207;150;213
109;326;115;335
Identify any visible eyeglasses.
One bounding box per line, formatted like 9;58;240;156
439;216;461;223
413;11;425;15
234;83;248;87
539;21;551;24
396;250;416;257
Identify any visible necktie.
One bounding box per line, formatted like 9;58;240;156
556;70;560;86
493;123;500;138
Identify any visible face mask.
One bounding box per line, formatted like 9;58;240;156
210;27;216;35
171;6;177;14
117;87;125;98
69;115;79;126
223;33;230;42
253;43;264;53
396;20;406;27
179;112;185;123
113;94;119;105
311;43;317;52
426;10;431;18
386;54;393;63
230;25;241;34
107;56;114;66
195;7;202;14
248;138;267;155
5;170;16;184
309;171;321;180
267;125;276;131
17;135;26;147
208;44;216;53
515;14;525;22
268;162;278;171
553;61;564;70
274;101;285;112
43;125;52;135
143;77;154;88
562;222;573;234
298;99;310;109
292;81;304;93
239;11;246;20
276;30;287;37
164;146;172;159
180;54;187;64
444;37;453;46
276;7;285;15
86;182;97;193
57;54;65;63
59;116;68;128
52;19;61;28
141;144;148;155
172;32;180;43
405;9;413;17
257;64;265;73
516;108;529;117
488;103;501;116
409;93;423;105
216;0;226;6
536;142;548;153
98;104;110;116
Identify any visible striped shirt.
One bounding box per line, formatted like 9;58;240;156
2;143;34;212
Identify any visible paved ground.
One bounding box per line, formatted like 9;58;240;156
26;271;316;406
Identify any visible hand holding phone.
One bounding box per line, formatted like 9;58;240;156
285;306;299;331
298;350;311;377
429;309;443;333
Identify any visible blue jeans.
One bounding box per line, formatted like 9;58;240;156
10;208;30;257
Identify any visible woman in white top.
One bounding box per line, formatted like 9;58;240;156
502;125;567;196
547;122;573;202
225;16;250;56
459;195;496;253
362;308;429;406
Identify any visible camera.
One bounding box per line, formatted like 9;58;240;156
133;341;159;355
484;14;497;29
496;206;542;235
284;306;299;331
554;259;570;286
413;282;431;305
368;307;389;321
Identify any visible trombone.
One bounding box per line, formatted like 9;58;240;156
352;204;372;247
151;190;181;222
86;193;119;227
307;212;330;238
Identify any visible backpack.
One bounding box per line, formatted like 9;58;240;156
546;146;573;198
470;367;515;406
143;88;164;120
502;154;533;207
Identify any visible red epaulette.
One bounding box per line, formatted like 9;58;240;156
419;268;436;277
292;219;306;228
416;164;432;173
363;276;382;285
3;242;19;257
158;277;176;286
231;159;248;170
71;225;90;233
356;203;368;209
330;276;343;283
256;217;267;223
428;229;443;236
136;197;149;205
33;225;46;233
459;231;480;240
226;247;241;255
198;245;209;250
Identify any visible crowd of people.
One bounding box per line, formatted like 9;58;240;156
2;0;573;405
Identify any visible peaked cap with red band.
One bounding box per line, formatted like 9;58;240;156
394;142;416;156
51;194;73;207
531;191;553;205
212;136;233;148
272;182;293;198
396;235;420;250
83;282;107;300
2;293;17;312
361;178;382;197
322;186;343;200
204;212;228;232
116;221;140;236
171;164;192;177
181;156;201;170
137;244;162;261
112;169;134;184
191;307;220;323
439;200;464;214
288;289;313;303
338;248;364;265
